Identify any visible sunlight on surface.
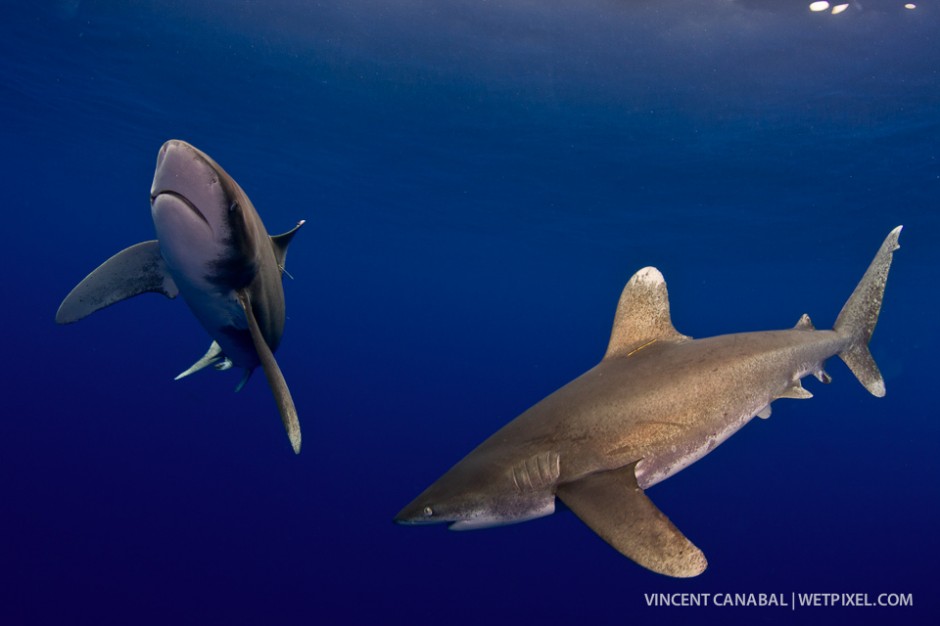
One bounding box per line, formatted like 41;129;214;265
810;2;919;15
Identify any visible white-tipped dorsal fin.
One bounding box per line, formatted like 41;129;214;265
604;267;690;360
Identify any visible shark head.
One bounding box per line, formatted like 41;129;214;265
151;140;235;235
150;139;261;291
395;482;500;530
395;452;557;530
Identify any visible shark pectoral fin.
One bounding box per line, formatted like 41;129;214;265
237;291;301;454
556;464;707;578
56;241;179;324
175;341;224;380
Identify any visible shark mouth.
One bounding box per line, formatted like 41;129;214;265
151;190;210;227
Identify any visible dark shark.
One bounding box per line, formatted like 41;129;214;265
397;227;902;577
56;140;304;453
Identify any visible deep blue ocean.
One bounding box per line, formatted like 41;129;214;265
1;1;937;624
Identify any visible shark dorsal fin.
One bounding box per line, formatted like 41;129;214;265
604;267;690;360
794;314;815;330
271;220;306;273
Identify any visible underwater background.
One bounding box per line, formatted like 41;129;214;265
1;1;937;624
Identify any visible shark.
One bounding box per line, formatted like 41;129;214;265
396;226;902;577
56;139;305;453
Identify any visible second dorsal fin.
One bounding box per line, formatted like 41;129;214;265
794;314;815;330
604;267;690;360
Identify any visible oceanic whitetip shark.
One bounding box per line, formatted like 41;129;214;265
397;226;902;577
56;140;305;453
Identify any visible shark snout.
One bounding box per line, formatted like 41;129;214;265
152;140;194;193
152;140;192;198
154;139;171;172
151;139;234;236
394;500;446;526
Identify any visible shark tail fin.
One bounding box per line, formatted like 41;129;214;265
832;226;902;398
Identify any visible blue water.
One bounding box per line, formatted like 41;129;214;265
1;1;937;624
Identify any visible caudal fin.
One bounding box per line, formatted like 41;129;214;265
833;226;902;397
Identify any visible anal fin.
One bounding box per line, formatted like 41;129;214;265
237;290;301;454
56;241;178;324
235;369;253;393
814;368;832;385
556;463;707;578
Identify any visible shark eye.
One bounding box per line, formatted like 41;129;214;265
229;201;240;213
423;506;434;517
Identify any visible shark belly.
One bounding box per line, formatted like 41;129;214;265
173;273;258;369
633;404;758;489
610;331;849;489
152;192;258;369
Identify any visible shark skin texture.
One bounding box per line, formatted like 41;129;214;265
56;140;305;454
397;227;902;577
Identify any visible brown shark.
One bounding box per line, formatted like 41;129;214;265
56;140;304;453
396;226;902;577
